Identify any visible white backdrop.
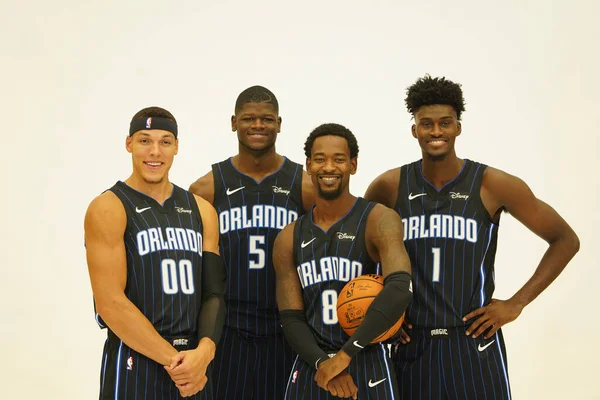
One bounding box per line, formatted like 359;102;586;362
1;0;598;398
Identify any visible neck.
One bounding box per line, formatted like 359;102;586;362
420;150;464;190
125;174;173;205
233;145;283;176
312;192;357;226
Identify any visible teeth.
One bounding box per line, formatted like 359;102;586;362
147;162;161;166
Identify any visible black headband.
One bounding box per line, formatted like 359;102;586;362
129;117;178;138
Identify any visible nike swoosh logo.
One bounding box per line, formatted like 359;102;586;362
135;207;151;213
353;340;364;349
368;378;387;388
408;192;427;200
478;340;496;352
301;238;316;248
226;186;245;195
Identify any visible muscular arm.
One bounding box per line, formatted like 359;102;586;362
189;171;215;205
363;168;400;209
483;167;580;308
195;195;226;350
85;192;177;366
339;205;413;357
273;222;329;369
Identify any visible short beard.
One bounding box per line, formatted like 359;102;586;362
317;185;342;200
143;176;164;185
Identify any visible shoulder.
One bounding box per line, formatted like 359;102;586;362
192;193;218;221
364;168;402;208
84;191;127;235
275;219;298;246
189;170;215;204
366;203;402;229
482;166;530;198
301;171;315;210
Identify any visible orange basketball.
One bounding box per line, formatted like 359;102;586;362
336;274;405;343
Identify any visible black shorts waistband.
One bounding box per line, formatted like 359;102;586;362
108;330;198;350
408;326;468;339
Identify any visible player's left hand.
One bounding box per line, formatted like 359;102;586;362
463;298;523;339
164;338;216;397
314;351;351;390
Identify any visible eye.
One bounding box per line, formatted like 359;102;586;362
441;121;451;127
421;121;431;127
335;158;345;163
162;140;172;145
263;118;275;123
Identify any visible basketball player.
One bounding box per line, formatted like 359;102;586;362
364;75;580;399
273;123;413;399
85;107;226;399
189;86;315;399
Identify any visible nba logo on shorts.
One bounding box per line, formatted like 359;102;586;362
145;117;152;128
292;370;298;383
127;356;134;371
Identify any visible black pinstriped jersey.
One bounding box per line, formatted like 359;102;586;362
293;198;379;352
94;181;204;336
212;157;305;336
395;159;499;327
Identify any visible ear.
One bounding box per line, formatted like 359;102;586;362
456;121;462;136
125;135;133;153
174;138;179;155
277;116;282;133
305;157;312;175
350;157;358;175
231;115;237;132
411;124;417;138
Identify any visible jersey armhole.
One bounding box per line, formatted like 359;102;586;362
211;163;224;205
393;165;407;211
474;164;498;226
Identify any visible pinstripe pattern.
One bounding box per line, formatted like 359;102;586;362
211;157;304;399
392;159;511;399
97;181;211;399
393;327;511;399
285;345;399;399
288;198;399;399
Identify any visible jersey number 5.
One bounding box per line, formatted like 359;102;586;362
249;235;266;269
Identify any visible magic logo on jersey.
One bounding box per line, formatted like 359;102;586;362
136;227;203;256
219;205;298;234
297;257;363;288
402;214;478;243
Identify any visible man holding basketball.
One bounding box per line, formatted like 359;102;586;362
273;123;413;399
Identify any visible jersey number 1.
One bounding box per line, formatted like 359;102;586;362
432;247;441;282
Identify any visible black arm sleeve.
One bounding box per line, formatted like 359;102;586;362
341;271;412;358
280;309;330;370
197;252;227;345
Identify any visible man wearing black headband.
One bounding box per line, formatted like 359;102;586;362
85;106;226;399
189;86;315;400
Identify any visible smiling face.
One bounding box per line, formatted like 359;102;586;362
412;104;461;160
126;129;178;184
231;102;281;154
306;135;357;200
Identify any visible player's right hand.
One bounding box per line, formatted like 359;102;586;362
326;372;358;400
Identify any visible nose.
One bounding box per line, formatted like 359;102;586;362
322;158;336;172
431;123;443;137
250;117;266;129
149;141;160;156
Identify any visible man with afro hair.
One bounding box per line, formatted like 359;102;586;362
364;75;579;399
